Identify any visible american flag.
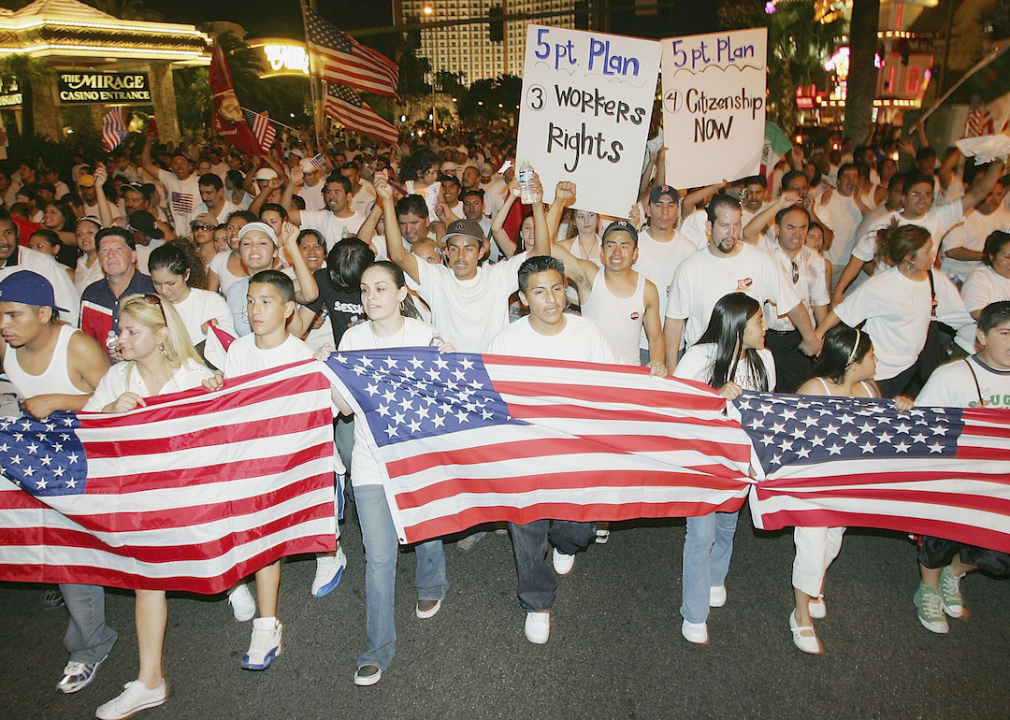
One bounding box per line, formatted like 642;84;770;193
965;96;995;138
323;83;399;146
242;107;276;154
322;349;754;544
101;107;128;152
307;153;327;170
302;4;399;98
170;190;193;217
0;361;338;593
738;392;1010;554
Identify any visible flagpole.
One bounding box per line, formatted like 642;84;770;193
300;0;323;148
917;42;1010;127
241;107;300;134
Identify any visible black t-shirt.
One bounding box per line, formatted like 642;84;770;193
306;267;364;347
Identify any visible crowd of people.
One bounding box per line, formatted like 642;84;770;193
2;117;1010;719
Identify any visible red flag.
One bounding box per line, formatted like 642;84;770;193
210;41;263;157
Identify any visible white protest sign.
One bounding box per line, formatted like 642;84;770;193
516;25;661;219
661;28;767;189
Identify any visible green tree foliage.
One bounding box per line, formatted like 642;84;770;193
458;75;522;123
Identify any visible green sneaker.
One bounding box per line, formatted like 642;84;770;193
939;566;965;618
914;584;949;634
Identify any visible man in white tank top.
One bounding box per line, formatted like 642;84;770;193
0;269;118;695
536;188;666;374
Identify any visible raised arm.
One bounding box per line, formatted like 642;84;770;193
279;167;303;224
546;180;577;243
961;160;1007;213
491;182;520;258
286;232;318;305
139;134;161;180
251;174;284;218
356;200;383;248
682;180;726;219
91;164;114;231
375;175;419;284
743;191;797;244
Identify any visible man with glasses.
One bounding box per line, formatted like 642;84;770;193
79;227;155;357
744;202;830;392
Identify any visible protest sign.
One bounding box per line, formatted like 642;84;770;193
516;25;661;218
661;28;768;189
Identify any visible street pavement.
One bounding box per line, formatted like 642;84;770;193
3;506;1009;720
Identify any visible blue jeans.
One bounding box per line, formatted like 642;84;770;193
354;484;448;670
681;511;739;624
508;520;596;612
60;583;118;663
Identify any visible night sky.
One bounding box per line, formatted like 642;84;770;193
147;0;717;43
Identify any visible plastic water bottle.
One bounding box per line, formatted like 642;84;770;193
430;329;443;347
518;159;540;204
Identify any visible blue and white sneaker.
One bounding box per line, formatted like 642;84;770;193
311;547;347;598
57;657;105;693
241;617;283;670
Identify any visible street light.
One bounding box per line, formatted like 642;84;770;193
423;4;433;15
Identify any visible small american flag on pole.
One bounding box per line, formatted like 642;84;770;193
101;107;129;152
322;349;754;544
0;361;338;593
738;391;1010;554
242;107;277;154
965;96;995;138
323;83;399;146
302;3;399;98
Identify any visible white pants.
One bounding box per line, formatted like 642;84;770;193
792;526;846;597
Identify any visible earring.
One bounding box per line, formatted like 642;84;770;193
159;343;167;355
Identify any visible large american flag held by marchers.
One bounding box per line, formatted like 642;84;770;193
738;391;1010;553
322;349;754;544
0;362;338;593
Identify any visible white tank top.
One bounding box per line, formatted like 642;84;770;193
581;271;646;366
4;325;88;399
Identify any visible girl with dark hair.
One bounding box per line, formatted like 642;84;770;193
42;199;83;269
318;260;451;686
818;222;975;397
149;241;234;358
401;147;441;223
961;230;1010;320
788;325;886;654
672;292;774;645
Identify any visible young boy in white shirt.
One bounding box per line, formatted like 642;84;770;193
208;270;343;669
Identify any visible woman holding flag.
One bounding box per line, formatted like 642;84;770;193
84;293;213;720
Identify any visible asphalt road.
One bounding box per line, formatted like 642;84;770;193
3;506;1009;720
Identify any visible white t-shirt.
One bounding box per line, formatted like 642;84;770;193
1;247;81;328
834;267;975;380
297;181;327;213
961;265;1010;314
83;358;213;411
409;250;528;352
666;243;801;349
819;191;864;266
917;354;1010;409
673;342;776;393
193;200;241;226
488;313;615;364
338;317;436;488
851;202;963;265
634;228;697;350
678;208;710;251
172;287;235;347
208;250;246;295
224;333;315;377
939;207;1010;281
134;240;165;276
349;181;377;216
300;209;365;250
157;169;201;232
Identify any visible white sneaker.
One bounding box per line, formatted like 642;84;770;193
552;548;575;576
228;583;256;622
709;584;727;608
595;529;610;544
311;547;347;598
96;680;167;720
241;617;283;670
525;611;550;644
809;595;826;619
682;619;709;644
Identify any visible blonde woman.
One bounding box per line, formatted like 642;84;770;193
84;294;213;720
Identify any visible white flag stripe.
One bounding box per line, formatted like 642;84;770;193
0;517;335;580
759;477;1010;498
485;360;715;396
763;455;1010;480
48;459;335;523
84;425;332;479
398;485;747;529
750;493;1010;537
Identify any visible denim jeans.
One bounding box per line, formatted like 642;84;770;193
508;520;596;612
354;484;448;670
681;511;739;624
60;583;118;663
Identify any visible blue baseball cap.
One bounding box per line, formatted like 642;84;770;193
0;270;67;312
